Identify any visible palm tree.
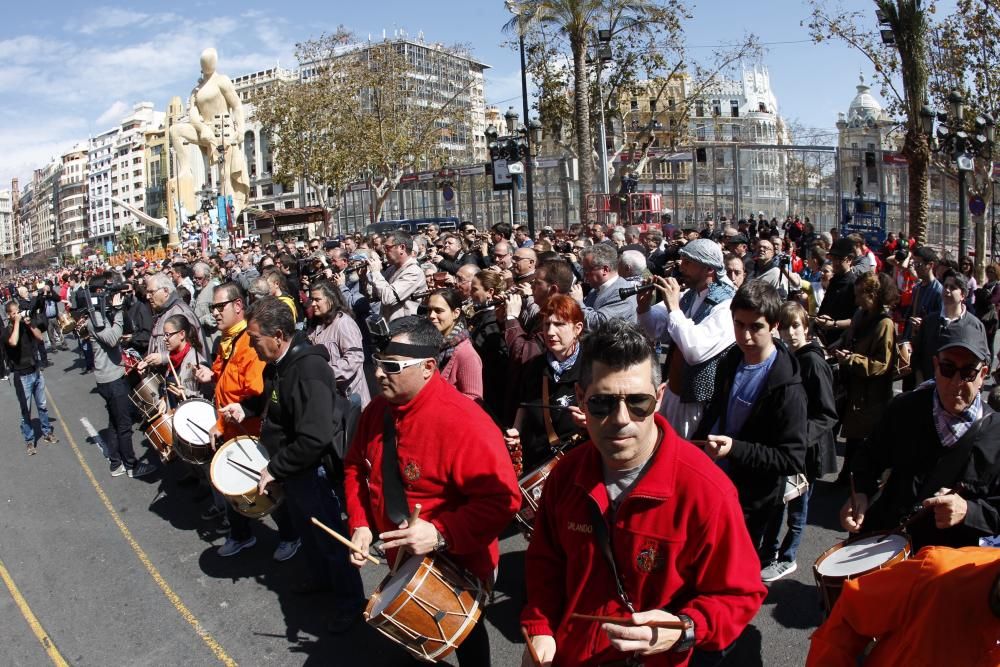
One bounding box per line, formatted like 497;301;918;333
505;0;669;224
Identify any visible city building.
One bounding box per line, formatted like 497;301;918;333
87;102;165;252
835;76;904;203
58;144;89;258
0;189;13;261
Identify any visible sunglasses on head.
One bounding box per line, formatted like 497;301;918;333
585;393;657;419
372;355;427;374
937;359;984;382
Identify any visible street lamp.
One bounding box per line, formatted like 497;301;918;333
485;114;543;230
505;0;540;238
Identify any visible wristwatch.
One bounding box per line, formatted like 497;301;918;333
434;527;448;551
671;614;696;653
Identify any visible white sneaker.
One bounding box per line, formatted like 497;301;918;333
273;538;302;562
217;536;257;558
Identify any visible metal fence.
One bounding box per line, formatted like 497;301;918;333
334;144;995;259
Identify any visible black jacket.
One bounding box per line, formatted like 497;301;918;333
795;341;839;479
245;334;348;481
126;298;154;353
852;385;1000;550
696;342;808;514
816;270;858;346
468;307;510;426
516;351;585;471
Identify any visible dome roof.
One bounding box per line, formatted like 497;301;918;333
847;79;884;127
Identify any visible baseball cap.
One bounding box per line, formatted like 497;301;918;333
937;316;990;363
678;238;725;271
324;240;340;250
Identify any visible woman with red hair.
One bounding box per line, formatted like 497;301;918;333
505;294;586;472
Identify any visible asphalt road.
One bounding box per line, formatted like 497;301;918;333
0;348;852;666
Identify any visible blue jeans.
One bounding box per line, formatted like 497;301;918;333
762;483;812;564
13;370;53;444
283;467;364;613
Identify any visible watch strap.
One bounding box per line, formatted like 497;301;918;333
671;613;696;653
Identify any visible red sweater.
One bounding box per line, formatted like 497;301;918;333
521;414;766;666
343;372;520;583
438;337;484;402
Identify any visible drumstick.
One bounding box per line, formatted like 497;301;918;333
849;472;859;519
187;418;212;437
165;356;188;401
310;517;381;565
521;627;542;667
226;457;262;479
390;504;423;576
569;613;690;631
519;402;575;410
226;458;261;483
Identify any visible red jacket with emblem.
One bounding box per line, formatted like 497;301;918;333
520;413;766;666
343;372;521;583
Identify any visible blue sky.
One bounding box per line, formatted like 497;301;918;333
0;1;927;188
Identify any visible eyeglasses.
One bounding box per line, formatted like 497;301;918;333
513;256;533;263
372;355;428;374
492;253;509;259
937;360;984;382
585;393;658;419
210;299;236;312
164;330;183;339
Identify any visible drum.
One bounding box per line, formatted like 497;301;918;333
172;398;217;464
130;374;164;421
813;531;911;615
145;411;175;462
514;453;564;538
58;311;76;334
365;554;485;663
209;436;280;519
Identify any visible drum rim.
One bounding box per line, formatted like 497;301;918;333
210;436;264;496
813;531;911;580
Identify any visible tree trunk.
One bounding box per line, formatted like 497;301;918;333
571;34;593;224
905;127;930;245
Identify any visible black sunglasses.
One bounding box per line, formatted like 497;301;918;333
210;299;236;312
586;393;657;419
937;360;984;382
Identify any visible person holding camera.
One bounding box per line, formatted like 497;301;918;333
4;300;58;455
77;277;154;478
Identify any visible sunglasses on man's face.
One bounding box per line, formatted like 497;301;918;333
937;360;984;382
372;355;428;374
585;393;657;419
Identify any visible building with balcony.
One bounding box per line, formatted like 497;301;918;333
0;189;13;262
835;77;904;203
58;144;89;258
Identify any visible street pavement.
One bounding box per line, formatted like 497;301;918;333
0;348;852;666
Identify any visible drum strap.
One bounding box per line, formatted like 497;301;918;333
587;502;635;614
918;412;996;500
541;376;560;447
220;330;246;374
382;410;410;525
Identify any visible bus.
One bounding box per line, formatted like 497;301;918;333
363;217;460;237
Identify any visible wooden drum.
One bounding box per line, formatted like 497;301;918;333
145;411;175;462
813;531;911;616
365;554;486;663
209;436;281;519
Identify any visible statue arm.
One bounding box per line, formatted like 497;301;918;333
188;88;204;125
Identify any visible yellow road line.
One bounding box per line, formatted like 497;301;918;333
0;557;69;667
47;390;238;666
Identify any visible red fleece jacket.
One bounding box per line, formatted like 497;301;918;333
520;414;766;666
344;372;521;583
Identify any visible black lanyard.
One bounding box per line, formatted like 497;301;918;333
587;501;635;613
381;409;410;525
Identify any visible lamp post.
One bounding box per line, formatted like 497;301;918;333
593;29;613;195
486;110;543;232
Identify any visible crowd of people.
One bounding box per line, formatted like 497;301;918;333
2;212;999;665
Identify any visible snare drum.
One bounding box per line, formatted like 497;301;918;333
813;532;911;615
365;554;485;663
145;411;175;462
172;398;217;464
515;453;564;538
209;436;280;519
130;374;164;421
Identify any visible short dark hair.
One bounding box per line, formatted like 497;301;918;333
388;315;444;350
214;281;246;305
580;319;661;388
913;246;939;265
491;222;513;238
537;259;574;294
940;268;969;296
731;281;783;325
247;295;295;338
386;229;413;251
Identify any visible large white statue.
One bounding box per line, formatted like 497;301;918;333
169;47;250;220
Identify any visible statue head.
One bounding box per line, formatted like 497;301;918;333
200;48;218;76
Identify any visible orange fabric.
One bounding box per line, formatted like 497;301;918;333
211;328;264;442
807;546;1000;667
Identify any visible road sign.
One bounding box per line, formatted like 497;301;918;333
970;195;986;216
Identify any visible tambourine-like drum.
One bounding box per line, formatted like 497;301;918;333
209;436;280;519
515;453;565;538
172;398;217;464
145;411;175;462
130;374;164;421
365;554;486;663
813;531;911;615
58;311;77;334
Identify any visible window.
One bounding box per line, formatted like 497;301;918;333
712;99;721;116
649;100;657;112
730;100;739;118
695;100;704;117
630;99;639;111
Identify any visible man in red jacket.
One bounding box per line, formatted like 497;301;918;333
344;315;521;666
521;319;765;666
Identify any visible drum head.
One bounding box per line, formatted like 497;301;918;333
370;555;423;618
210;437;269;495
816;533;909;577
174;399;217;445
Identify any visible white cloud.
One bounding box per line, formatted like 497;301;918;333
96;100;129;126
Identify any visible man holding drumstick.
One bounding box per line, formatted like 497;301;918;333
521;320;765;666
343;315;521;666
